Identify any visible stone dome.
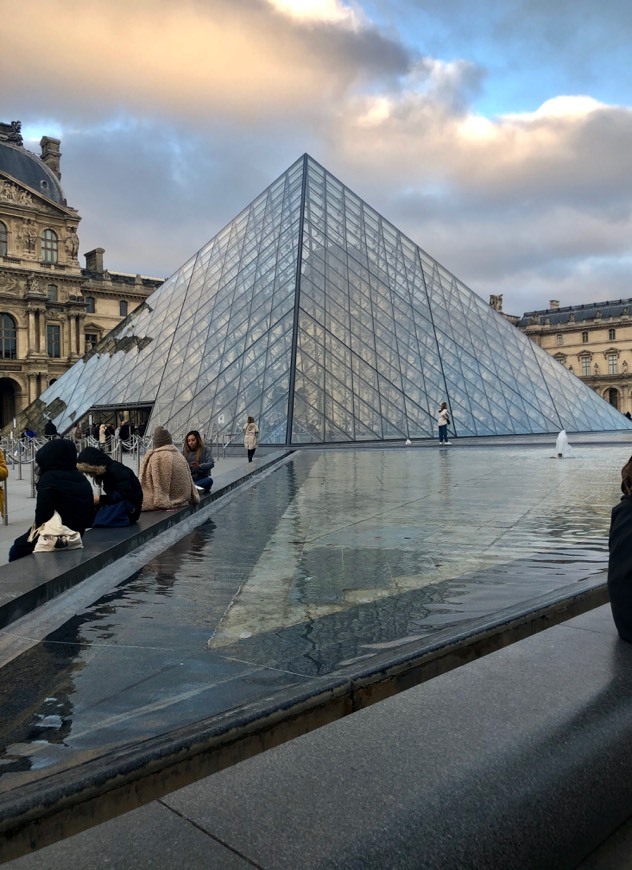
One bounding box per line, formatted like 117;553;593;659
0;140;66;205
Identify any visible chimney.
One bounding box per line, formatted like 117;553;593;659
85;248;105;274
549;300;560;311
40;136;62;180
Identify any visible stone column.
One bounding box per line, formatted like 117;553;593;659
27;373;38;404
27;309;36;355
77;313;86;356
38;309;47;355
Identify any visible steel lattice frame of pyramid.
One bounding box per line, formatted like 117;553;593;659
19;154;632;443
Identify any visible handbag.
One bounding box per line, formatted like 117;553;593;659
28;511;83;552
92;499;131;528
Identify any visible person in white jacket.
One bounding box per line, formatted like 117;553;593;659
243;416;259;462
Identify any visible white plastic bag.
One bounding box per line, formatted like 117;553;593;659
28;511;83;552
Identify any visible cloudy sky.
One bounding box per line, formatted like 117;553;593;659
4;0;632;316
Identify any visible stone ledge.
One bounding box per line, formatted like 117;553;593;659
0;581;610;863
0;452;291;630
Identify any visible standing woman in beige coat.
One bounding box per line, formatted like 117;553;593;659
243;416;259;463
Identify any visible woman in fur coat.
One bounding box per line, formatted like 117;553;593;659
139;426;200;511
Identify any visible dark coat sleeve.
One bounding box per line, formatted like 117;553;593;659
35;470;95;533
608;497;632;642
101;463;143;522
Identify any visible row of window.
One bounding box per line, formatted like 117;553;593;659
558;353;621;376
85;298;128;316
556;328;617;346
0;313;102;358
581;354;619;376
0;221;60;263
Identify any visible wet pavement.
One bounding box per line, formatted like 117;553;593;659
0;441;629;797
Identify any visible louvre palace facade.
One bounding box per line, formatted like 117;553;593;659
0;120;163;429
10;153;631;444
517;299;632;417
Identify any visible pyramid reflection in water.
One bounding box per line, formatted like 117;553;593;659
24;154;630;443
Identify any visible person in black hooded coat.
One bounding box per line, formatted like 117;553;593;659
9;439;95;562
77;446;143;523
608;455;632;642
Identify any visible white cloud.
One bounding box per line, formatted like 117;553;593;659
265;0;361;26
4;0;632;316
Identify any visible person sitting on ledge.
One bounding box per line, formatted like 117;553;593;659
139;426;200;511
608;455;632;642
183;430;214;494
8;439;94;562
77;446;143;524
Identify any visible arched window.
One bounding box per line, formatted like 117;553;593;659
0;221;7;256
119;300;128;317
47;284;58;302
0;313;17;359
582;331;589;343
41;229;58;264
609;328;616;341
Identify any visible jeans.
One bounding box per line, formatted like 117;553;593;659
247;448;256;462
438;424;448;443
193;475;213;492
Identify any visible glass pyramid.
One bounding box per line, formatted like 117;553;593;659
17;154;632;442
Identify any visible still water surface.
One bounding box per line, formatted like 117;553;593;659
0;445;627;786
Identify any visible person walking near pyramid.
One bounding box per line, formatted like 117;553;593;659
243;416;259;463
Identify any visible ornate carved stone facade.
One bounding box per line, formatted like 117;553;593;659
0;120;163;427
516;298;632;417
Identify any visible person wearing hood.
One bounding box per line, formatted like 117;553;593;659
8;439;95;562
609;456;632;642
139;426;200;511
77;446;143;524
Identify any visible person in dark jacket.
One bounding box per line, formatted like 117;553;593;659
77;446;143;523
44;419;58;437
608;455;632;641
8;439;95;562
183;430;214;494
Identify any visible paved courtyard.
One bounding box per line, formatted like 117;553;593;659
0;439;630;797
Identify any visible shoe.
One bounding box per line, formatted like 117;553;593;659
445;441;451;445
195;485;205;492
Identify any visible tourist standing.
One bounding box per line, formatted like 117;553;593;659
437;402;451;445
243;416;259;463
44;419;58;438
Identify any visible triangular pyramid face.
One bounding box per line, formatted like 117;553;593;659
20;155;631;442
